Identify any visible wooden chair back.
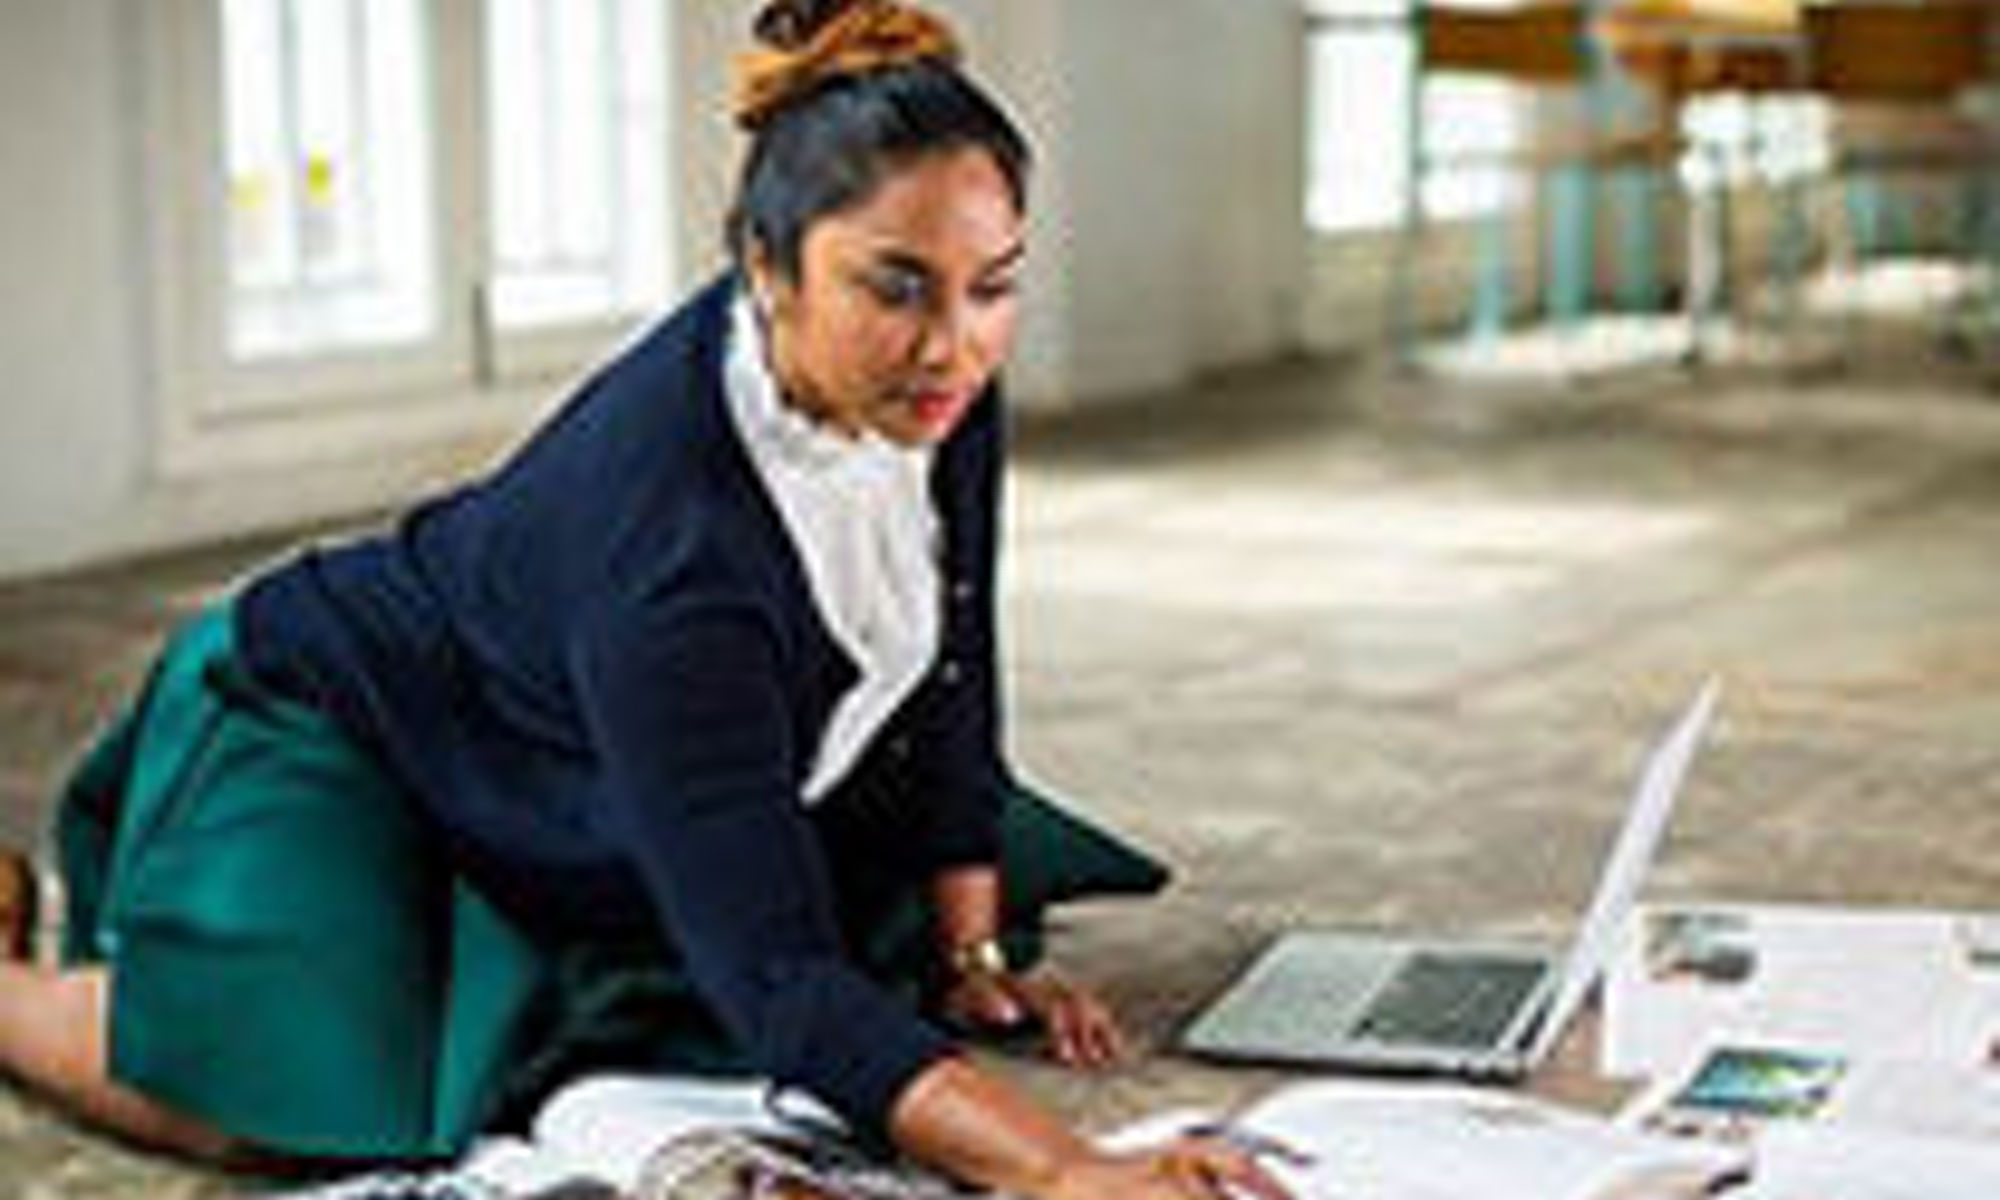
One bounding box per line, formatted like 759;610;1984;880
1806;2;1993;103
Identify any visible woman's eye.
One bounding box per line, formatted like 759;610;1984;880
973;276;1019;305
867;272;928;309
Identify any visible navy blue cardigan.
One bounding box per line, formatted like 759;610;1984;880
237;275;1009;1139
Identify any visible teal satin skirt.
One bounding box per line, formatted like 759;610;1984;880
57;606;553;1158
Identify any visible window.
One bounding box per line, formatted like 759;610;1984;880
1305;5;1411;232
222;0;435;359
1421;74;1523;220
174;0;674;433
1304;0;1526;233
486;0;669;330
1680;94;1830;190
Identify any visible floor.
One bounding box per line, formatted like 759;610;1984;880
3;326;2000;1195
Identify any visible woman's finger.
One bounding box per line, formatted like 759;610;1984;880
1008;973;1073;1059
1069;1005;1114;1067
1060;991;1119;1068
1176;1139;1298;1200
1006;970;1127;1068
1206;1152;1296;1200
1156;1143;1250;1200
1074;992;1126;1066
1045;994;1092;1066
1036;989;1079;1062
1024;980;1104;1064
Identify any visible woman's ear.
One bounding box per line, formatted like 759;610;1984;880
743;243;785;324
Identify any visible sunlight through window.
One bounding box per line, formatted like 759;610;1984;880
486;0;669;329
222;0;435;360
1305;0;1526;232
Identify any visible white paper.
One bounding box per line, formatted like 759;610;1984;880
1098;1106;1225;1153
1603;903;2000;1079
1742;1124;2000;1200
1125;1081;1744;1200
462;1074;793;1193
1823;1058;2000;1142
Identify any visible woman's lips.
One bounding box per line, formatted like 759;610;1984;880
907;389;972;432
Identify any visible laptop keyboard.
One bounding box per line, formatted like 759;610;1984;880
1354;952;1547;1049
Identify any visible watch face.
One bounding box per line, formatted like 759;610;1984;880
954;938;1009;977
972;940;1008;973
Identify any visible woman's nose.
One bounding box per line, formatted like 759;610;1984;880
915;301;975;373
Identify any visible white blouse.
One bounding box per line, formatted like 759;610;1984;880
723;294;943;803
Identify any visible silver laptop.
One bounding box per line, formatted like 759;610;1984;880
1181;679;1721;1078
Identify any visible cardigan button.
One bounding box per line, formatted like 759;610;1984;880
939;661;964;687
950;579;975;603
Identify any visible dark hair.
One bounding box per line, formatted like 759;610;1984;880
726;16;1031;282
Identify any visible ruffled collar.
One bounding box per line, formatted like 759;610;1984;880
725;291;928;480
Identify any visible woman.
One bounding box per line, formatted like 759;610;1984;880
0;3;1289;1198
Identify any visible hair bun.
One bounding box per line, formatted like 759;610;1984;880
735;0;964;131
753;0;851;51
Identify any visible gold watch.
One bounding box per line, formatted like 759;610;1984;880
945;937;1011;981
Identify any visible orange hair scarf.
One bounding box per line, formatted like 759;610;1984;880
734;1;964;131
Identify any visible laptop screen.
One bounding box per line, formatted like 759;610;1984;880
1530;678;1722;1062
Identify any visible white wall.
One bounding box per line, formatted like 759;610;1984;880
1014;0;1309;407
667;0;740;287
0;0;1312;581
0;1;147;578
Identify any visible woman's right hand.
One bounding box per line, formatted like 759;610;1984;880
1039;1138;1298;1200
887;1060;1299;1200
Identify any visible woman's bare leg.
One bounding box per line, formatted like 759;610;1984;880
0;960;239;1161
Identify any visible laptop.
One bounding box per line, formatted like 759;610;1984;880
1181;679;1721;1078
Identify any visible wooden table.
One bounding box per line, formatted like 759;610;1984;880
1423;1;1998;104
1404;1;1998;364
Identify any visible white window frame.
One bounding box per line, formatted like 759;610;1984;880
137;0;676;477
481;0;673;379
1304;0;1528;238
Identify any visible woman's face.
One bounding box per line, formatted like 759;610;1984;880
753;146;1025;448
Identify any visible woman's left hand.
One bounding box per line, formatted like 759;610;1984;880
941;967;1128;1069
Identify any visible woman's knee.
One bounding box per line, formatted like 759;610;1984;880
0;964;238;1162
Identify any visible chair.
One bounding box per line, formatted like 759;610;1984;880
1601;1;1816;362
1391;2;1685;370
1806;2;1989;104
